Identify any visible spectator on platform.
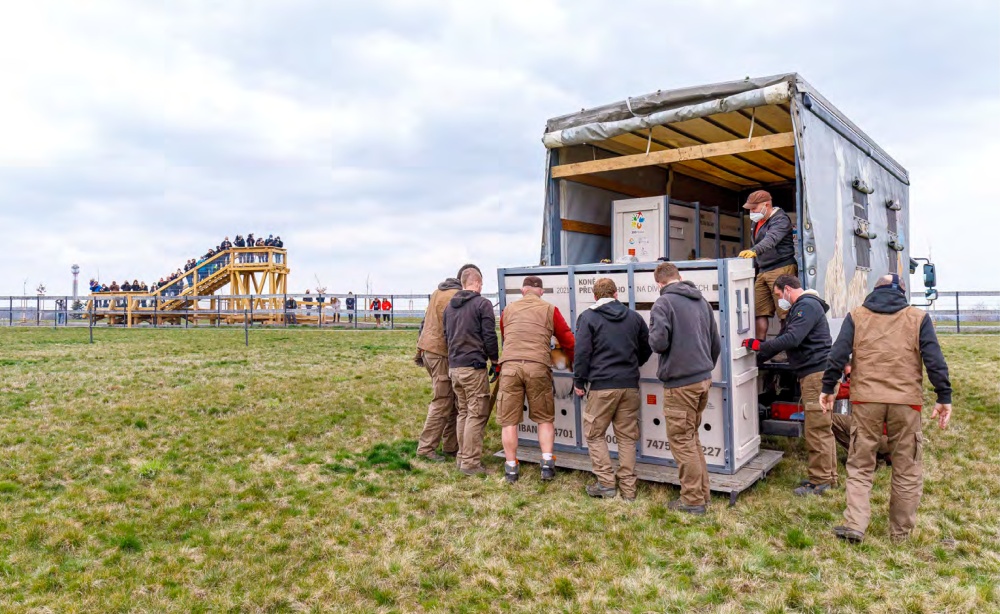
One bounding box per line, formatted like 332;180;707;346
109;281;120;292
274;236;284;248
264;235;274;246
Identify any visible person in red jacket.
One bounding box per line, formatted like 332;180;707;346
497;276;575;483
381;297;392;325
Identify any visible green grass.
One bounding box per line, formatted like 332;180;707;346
0;328;997;612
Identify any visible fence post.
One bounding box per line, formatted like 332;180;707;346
244;309;249;346
955;291;961;334
284;293;288;328
89;299;94;344
390;294;395;330
8;296;12;326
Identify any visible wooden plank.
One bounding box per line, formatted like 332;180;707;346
552;132;794;180
612;133;759;186
561;219;612;237
496;448;784;498
607;134;757;190
562;173;660;198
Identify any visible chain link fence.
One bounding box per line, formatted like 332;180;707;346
923;291;1000;333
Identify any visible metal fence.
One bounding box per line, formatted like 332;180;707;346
0;293;502;331
922;291;1000;333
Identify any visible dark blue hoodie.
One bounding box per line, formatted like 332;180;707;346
573;299;652;391
757;290;831;378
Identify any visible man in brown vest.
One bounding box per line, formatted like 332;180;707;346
498;276;575;483
415;264;481;462
820;274;952;543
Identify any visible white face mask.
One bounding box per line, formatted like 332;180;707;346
778;296;792;311
749;210;765;223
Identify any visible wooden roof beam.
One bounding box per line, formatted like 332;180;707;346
551;133;794;179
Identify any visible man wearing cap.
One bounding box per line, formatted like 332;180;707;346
819;274;952;543
498;275;576;483
739;189;798;341
415;263;482;463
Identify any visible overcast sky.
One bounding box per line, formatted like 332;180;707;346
2;0;998;296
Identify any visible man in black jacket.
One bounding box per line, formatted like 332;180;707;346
739;190;798;340
649;262;721;514
574;278;652;501
742;274;836;495
442;267;499;476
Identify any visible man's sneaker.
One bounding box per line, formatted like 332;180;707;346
585;483;617;499
460;465;488;476
833;525;864;543
667;499;706;515
504;462;520;484
540;458;556;481
417;451;446;462
794;482;831;496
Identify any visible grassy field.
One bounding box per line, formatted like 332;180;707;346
0;329;997;613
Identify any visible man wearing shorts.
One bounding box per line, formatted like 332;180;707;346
738;189;797;341
497;276;575;484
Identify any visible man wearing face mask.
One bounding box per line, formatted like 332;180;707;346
739;190;797;341
741;275;836;495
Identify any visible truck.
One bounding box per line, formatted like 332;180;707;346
497;73;937;503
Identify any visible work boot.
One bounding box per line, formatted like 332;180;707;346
460;465;488;476
540;458;556;481
442;450;458;458
833;525;864;543
793;482;831;497
504;462;520;484
585;483;617;499
667;499;706;515
417;451;446;463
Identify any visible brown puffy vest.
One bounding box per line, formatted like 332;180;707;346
417;287;459;356
500;294;554;366
850;305;927;405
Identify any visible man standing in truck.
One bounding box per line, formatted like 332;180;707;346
738;190;798;341
741;274;837;496
574;278;652;501
819;274;952;543
497;276;575;484
649;262;721;515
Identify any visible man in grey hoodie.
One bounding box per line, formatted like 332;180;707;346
648;262;721;514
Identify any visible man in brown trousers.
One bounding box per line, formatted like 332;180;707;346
498;276;576;483
573;278;652;501
648;262;721;514
821;274;952;543
415;264;481;462
442;267;499;476
742;275;837;495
